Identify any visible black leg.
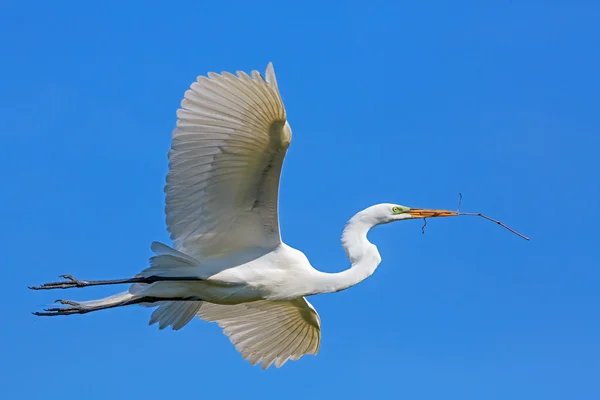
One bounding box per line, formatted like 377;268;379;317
29;274;204;290
33;296;200;317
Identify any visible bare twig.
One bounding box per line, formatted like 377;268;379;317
421;218;427;234
457;193;463;212
459;212;530;241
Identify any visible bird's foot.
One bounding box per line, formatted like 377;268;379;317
33;299;90;316
29;275;89;290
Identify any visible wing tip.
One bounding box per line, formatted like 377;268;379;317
265;62;279;95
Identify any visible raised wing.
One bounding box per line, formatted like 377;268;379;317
198;298;321;369
166;63;291;259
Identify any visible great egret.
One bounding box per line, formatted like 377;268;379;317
31;63;526;369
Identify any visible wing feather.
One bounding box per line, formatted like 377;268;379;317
197;298;321;369
166;63;290;259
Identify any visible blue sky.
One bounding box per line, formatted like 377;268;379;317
2;0;599;398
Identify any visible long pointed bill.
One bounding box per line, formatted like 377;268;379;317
406;209;459;218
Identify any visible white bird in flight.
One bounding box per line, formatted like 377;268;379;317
31;63;526;369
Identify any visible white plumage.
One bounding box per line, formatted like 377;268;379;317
198;298;320;369
166;64;289;259
32;63;462;369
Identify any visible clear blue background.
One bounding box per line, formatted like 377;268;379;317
2;1;599;399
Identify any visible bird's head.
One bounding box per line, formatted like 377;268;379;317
366;203;459;224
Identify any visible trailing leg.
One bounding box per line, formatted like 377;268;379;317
29;274;204;291
33;293;202;317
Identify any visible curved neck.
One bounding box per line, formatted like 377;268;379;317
310;210;382;294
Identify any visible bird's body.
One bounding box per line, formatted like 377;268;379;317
31;63;463;369
136;203;386;304
140;242;320;304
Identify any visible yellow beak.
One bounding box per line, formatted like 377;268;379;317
406;209;459;218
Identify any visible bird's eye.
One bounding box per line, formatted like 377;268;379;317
392;206;402;214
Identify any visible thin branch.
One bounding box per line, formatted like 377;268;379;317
459;212;530;241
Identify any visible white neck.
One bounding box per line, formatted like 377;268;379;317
309;209;382;294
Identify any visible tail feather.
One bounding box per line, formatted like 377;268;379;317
140;242;203;330
139;241;200;278
148;300;203;330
